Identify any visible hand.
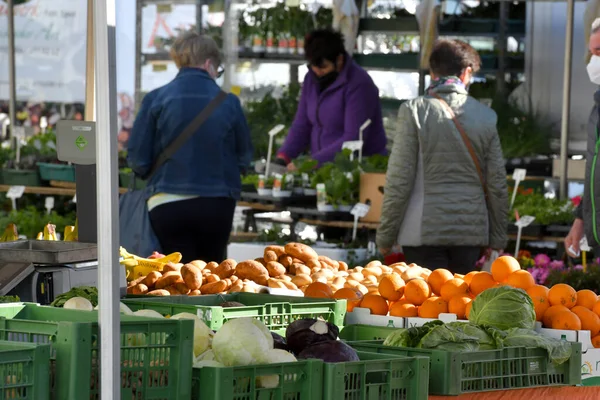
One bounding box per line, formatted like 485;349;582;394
565;218;584;257
287;162;297;172
379;248;391;256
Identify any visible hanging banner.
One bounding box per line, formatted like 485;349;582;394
0;0;87;103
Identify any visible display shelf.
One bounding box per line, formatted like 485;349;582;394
0;184;127;196
299;218;379;230
359;17;525;36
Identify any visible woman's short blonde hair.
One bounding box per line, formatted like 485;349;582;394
169;31;221;69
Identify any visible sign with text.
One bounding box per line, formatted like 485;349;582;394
0;0;88;103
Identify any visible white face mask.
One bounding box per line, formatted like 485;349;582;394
587;55;600;85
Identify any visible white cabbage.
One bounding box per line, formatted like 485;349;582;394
212;318;273;366
170;312;212;356
63;297;93;311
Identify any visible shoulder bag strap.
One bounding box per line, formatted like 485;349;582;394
143;90;228;180
429;91;489;202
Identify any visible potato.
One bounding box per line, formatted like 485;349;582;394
215;259;237;279
242;283;256;293
281;281;299;291
284;243;319;263
354;267;364;273
420;270;431;280
142;271;162;289
349;272;364;281
200;280;229;294
155;271;183;289
363;266;383;277
268;278;286;289
312;275;327;284
254;257;267;266
266;261;286;277
338;261;349;271
344;280;360;289
227;279;244;293
202;269;212;277
190;260;207;271
147;289;170;296
278;255;293;269
126;285;134;294
363;275;378;285
401;266;423;282
291;274;312;287
165;285;181;295
318;255;339;270
174;282;190;295
163;262;182;273
206;274;220;283
265;245;286;258
293;264;311;276
331;277;346;290
181;265;203;290
128;276;146;287
235;260;269;285
305;259;321;270
335;271;349;278
292;258;303;264
280;274;292;282
312;269;334;281
230;275;239;283
367;285;380;294
131;283;148;295
205;262;219;273
365;260;383;269
264;250;278;263
189;289;201;296
356;284;369;295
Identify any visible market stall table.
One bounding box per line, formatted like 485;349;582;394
429;386;598;400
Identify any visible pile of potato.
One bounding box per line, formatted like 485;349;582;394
126;242;429;296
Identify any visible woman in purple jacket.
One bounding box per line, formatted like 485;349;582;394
276;29;387;169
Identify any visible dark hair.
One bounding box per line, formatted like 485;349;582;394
304;29;346;67
429;39;481;77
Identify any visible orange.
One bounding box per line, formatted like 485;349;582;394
440;278;469;302
506;270;535;291
418;297;449;319
465;301;473;319
469;272;496;296
532;296;550;322
542;305;570;328
463;271;479;286
427;269;453;296
378;274;405;302
593;300;600;317
592;335;600;349
448;296;471;319
576;290;598;310
359;294;389;316
548;284;577;309
333;288;364;312
551;310;582;330
571;306;600;336
526;284;550;300
304;282;334;299
404;279;432;306
491;256;521;283
389;302;418;317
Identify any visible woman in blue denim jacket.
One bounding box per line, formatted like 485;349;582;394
127;32;253;263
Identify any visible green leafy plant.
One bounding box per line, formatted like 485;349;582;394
545;265;600;293
0;206;76;239
511;191;575;225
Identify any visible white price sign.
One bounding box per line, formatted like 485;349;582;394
45;197;55;214
6;186;25;199
512;168;527;181
351;203;371;218
581;236;592;252
342;140;364;152
514;215;535;228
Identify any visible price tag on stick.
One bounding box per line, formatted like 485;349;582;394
510;168;527;209
45;197;55;215
358;119;372;163
514;212;535;256
264;124;285;178
351;203;371;241
6;185;25;211
342;140;364;161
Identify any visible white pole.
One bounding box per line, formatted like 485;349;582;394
559;0;574;200
94;0;120;399
7;0;16;143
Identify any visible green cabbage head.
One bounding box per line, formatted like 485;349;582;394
468;285;536;330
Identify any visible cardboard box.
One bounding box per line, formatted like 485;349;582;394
359;173;386;222
552;159;586;180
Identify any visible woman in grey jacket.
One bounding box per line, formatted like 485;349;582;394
376;39;508;274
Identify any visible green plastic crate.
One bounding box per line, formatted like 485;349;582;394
323;349;429;400
0;303;194;400
0;340;51;400
36;163;75;182
340;325;582;396
1;169;42;187
191;359;324;400
123;293;346;334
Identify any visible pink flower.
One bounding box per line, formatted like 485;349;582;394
572;196;582;207
574;264;584;271
534;254;551;268
549;260;565;270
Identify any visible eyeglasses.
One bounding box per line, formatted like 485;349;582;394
216;65;225;79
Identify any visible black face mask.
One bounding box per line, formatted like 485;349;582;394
317;71;339;92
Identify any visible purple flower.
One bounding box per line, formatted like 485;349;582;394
534;254;551;268
530;267;551;285
549;260;565;270
574;264;584;271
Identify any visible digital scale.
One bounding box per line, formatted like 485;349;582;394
0;119;126;303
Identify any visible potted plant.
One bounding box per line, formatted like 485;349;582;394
257;174;275;196
241;174;259;193
272;173;293;198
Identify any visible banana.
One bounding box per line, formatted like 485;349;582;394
43;223;58;241
0;223;19;242
64;226;75;242
120;259;138;267
36;232;43;240
119;247;182;266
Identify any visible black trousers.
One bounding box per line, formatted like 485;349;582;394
402;246;482;275
149;196;236;264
